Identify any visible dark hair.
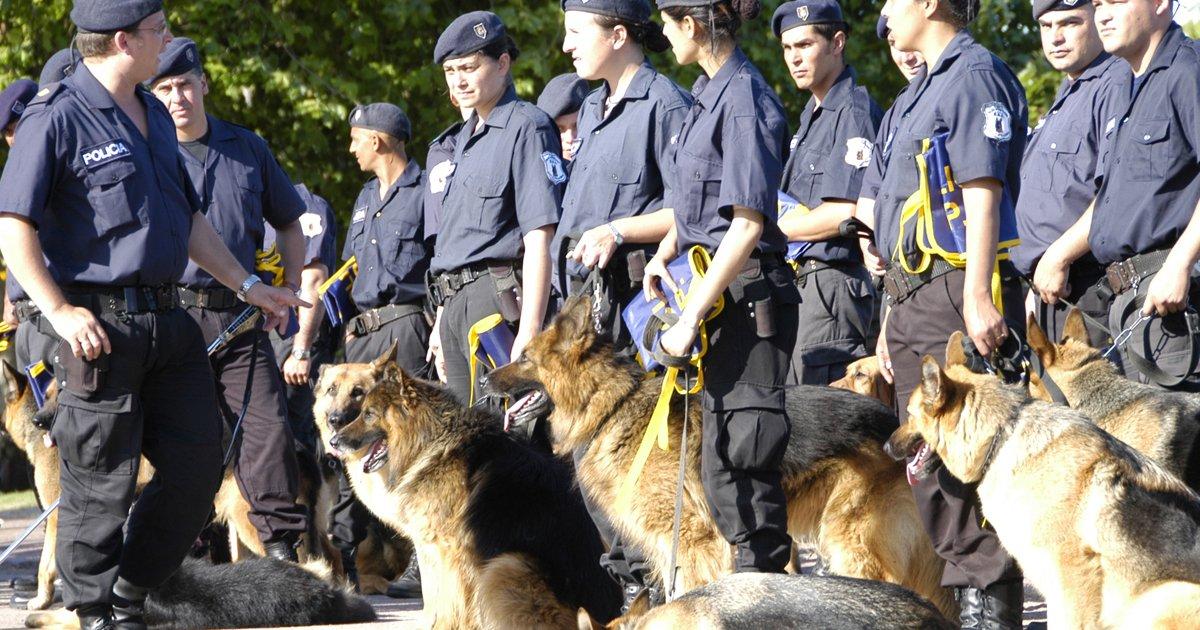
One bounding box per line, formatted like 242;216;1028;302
942;0;981;27
479;35;521;63
594;14;672;54
75;31;116;58
663;0;762;45
813;21;849;43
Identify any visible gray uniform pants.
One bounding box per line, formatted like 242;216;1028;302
1109;267;1200;391
439;278;510;406
788;262;875;385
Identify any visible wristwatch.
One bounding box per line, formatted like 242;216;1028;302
606;222;624;246
237;274;262;302
290;348;312;361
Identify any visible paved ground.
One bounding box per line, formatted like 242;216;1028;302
0;492;1047;629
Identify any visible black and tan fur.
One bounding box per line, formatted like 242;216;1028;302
887;334;1200;628
830;355;896;408
483;296;954;618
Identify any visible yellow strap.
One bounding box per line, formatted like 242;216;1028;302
254;245;287;287
318;257;358;296
0;322;13;353
467;314;506;407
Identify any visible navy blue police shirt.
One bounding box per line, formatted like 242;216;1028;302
423;121;463;242
861;75;921;202
872;31;1028;267
667;49;791;255
178;115;305;288
430;85;563;274
1011;53;1126;275
0;64;197;288
343;160;431;309
1089;24;1200;265
554;62;691;289
782;66;882;264
264;184;337;273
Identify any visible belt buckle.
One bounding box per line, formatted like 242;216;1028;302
365;309;381;333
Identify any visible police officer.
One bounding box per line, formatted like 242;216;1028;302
147;37;309;561
556;0;690;606
1;79;37;340
1035;0;1200;390
868;0;1028;623
427;11;562;404
333;102;432;598
1015;0;1125;347
772;0;880;385
651;0;800;575
0;1;303;626
879;16;924;81
536;73;590;161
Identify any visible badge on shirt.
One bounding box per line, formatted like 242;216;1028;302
844;137;872;169
981;102;1013;142
352;207;367;223
429;160;455;194
790;135;800;151
1105;117;1117;136
299;212;324;237
541;151;568;185
80;140;132;168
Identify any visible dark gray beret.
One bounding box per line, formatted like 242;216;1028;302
0;79;37;130
1033;0;1087;19
39;49;78;87
349;103;412;142
561;0;652;22
434;11;507;65
146;38;200;87
537;74;589;120
71;0;162;32
772;0;845;37
655;0;718;8
876;14;889;40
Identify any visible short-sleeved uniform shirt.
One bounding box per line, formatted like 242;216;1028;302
862;76;921;202
343;160;430;309
0;63;197;288
667;49;791;255
424;121;463;241
873;31;1028;266
781;66;882;264
264;183;337;272
554;62;691;285
430;85;563;274
1011;53;1126;275
1090;25;1200;265
179;115;305;288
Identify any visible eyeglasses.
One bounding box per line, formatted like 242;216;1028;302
133;21;170;38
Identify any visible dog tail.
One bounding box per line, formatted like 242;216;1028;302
477;553;576;629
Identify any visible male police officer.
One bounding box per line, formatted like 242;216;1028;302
772;0;881;386
0;1;304;627
536;73;590;162
1;79;37;336
1015;0;1125;347
147;37;310;561
868;0;1029;624
1035;0;1200;390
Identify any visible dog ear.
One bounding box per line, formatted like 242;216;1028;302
1026;313;1056;365
316;363;329;388
1;360;25;405
371;341;400;372
1062;308;1092;347
920;355;948;411
380;361;407;387
945;331;968;367
575;608;604;630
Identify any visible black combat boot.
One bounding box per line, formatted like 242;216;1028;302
385;550;421;599
77;604;116;630
111;577;148;630
264;534;299;562
957;581;1023;630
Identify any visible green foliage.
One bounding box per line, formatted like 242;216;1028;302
0;0;1059;232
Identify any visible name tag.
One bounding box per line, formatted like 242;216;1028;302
352;207;367;223
80;140;131;168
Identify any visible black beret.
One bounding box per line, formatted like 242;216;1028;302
0;79;37;131
876;14;889;40
145;38;201;87
434;11;508;65
1033;0;1087;19
772;0;845;37
655;0;718;8
537;74;590;120
71;0;162;32
39;49;78;87
349;103;412;143
561;0;651;22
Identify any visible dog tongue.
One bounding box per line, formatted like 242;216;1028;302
906;442;930;487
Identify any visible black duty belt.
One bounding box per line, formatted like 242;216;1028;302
429;261;515;307
793;258;856;289
881;259;957;305
178;286;240;310
1106;249;1170;296
348;302;423;336
11;299;40;323
64;285;179;317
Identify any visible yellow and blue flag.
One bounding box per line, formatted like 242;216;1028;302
318;257;359;328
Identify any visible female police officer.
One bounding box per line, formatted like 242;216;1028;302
647;0;800;574
427;11;562;404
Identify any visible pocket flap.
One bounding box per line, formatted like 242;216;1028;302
1133;119;1169;144
83;159;136;189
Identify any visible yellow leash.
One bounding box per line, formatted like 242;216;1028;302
318;257;358;296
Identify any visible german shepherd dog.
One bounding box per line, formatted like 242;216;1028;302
579;572;955;630
1027;309;1200;489
24;557;376;629
830;355;895;407
483;296;954;618
886;334;1200;628
313;348;623;629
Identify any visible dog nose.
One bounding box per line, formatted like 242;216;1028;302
328;412;349;430
329;434;342;450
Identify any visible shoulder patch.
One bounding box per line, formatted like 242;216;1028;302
844;137;872;168
428;159;455;194
981;102;1013;142
352;207;367;223
540;151;567;185
299;212;324;238
79;140;131;168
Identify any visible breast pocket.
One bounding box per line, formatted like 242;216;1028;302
1129;119;1170;182
462;173;508;232
83;159;142;236
1042;131;1082;194
346;219;366;256
383;215;424;277
600;157;645;218
235;167;265;227
793;149;826;203
681;154;722;226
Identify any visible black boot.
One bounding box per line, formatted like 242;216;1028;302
112;577;148;630
385;551;421;599
77;605;116;630
957;581;1023;630
339;546;360;592
264;538;299;562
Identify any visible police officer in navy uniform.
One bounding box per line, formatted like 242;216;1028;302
651;0;800;575
864;0;1029;623
333;102;432;598
1034;0;1200;391
0;1;304;627
556;0;689;607
536;73;590;162
1;79;40;356
772;0;880;386
427;11;562;404
147;37;309;562
1015;0;1125;347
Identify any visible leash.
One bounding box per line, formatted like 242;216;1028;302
665;364;689;602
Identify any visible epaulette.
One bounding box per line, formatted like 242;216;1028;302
28;82;65;107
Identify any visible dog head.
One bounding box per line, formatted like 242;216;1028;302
1026;309;1109;402
830;356;895;407
313;347;397;469
884;332;1024;484
576;590;652;630
1;360;53;448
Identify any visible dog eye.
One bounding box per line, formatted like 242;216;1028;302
351;387;364;398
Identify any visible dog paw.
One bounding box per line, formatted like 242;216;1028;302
26;594;51;611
